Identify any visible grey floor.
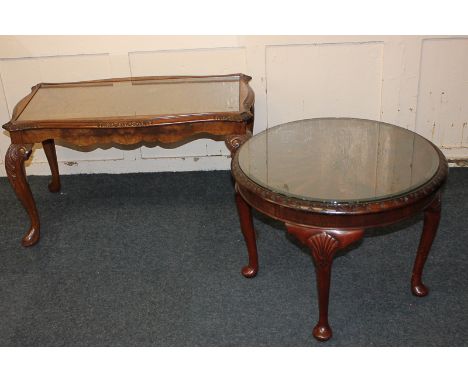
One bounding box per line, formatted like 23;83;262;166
0;169;467;346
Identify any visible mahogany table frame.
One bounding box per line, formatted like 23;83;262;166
231;130;448;342
3;74;254;247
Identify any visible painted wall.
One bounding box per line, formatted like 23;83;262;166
0;35;467;176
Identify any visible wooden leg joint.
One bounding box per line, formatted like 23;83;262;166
286;224;364;341
42;139;61;193
225;131;252;155
411;193;442;297
5;143;40;247
235;188;259;278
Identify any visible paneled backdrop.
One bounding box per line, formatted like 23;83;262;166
0;35;467;176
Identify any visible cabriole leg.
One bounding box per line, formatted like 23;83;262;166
235;188;259;278
42;139;61;192
286;224;364;341
5;143;40;247
411;194;441;297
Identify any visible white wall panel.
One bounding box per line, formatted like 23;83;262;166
416;38;468;147
129;47;247;159
266;42;384;127
0;36;243;58
0;36;467;176
0;72;10;168
0;54;125;164
129;47;246;76
140;140;209;160
379;37;422;130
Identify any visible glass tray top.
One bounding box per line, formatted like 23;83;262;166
238;118;441;203
16;76;242;121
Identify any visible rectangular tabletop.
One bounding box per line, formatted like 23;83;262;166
18;76;241;121
4;74;254;131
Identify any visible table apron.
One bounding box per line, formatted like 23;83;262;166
237;185;441;230
8;121;249;147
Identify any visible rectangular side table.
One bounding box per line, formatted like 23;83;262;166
3;74;254;246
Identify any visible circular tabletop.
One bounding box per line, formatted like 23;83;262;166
237;118;445;204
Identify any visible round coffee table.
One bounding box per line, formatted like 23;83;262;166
231;118;448;341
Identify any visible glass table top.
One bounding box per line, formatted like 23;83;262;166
238;118;441;203
17;76;241;121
